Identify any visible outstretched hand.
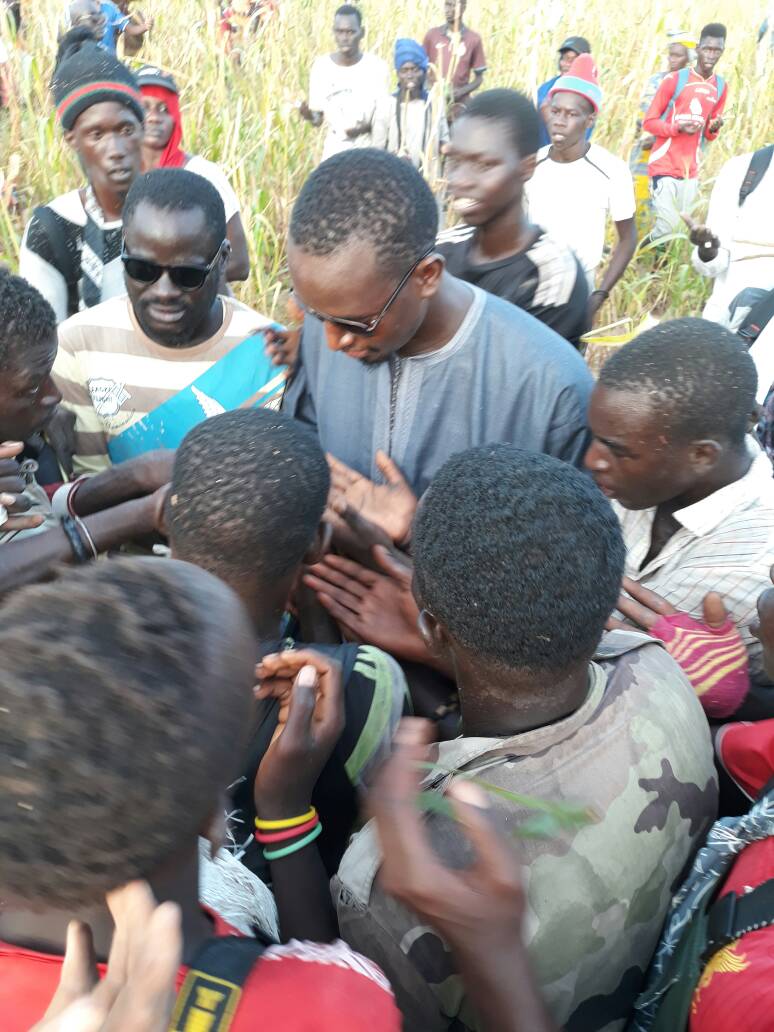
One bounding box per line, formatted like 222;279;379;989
327;451;418;545
0;441;44;534
608;576;728;632
31;882;182;1032
253;649;345;818
304;546;437;666
372;718;526;952
681;214;720;259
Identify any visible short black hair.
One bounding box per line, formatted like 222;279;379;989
699;23;727;42
335;4;362;25
122;168;227;251
413;446;624;674
0;559;251;909
290;148;438;275
599;317;756;447
168;409;330;586
0;270;57;370
461;88;541;158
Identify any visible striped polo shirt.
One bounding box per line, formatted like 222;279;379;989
54;294;270;475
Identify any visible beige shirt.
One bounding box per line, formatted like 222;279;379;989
54;294;270;474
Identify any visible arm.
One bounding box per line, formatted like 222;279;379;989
641;73;681;138
453;67;484;102
589;216;637;319
372;720;556;1032
704;83;728;140
0;492;165;595
19;216;70;324
253;651;345;943
301;60;325;128
225;212;250;281
64;450;174;517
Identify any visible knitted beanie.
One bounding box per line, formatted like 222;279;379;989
548;52;603;113
52;38;144;130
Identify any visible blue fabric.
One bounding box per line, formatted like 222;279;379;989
99;1;130;54
537;75;594;147
108;331;287;463
394;38;429;72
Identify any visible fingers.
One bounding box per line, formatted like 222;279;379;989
605;616;632;632
0;441;24;461
373;544;413;584
303;572;362;616
39;921;99;1022
311;552;378;587
615;593;660;631
108;902;181;1032
313;588;364;635
702;591;729;629
620;577;676;617
4;513;46;531
257;647;341;685
278;665;318;742
326;453;360;489
447;779;523;891
375;450;408;488
372;719;439;881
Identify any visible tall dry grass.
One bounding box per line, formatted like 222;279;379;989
0;0;771;323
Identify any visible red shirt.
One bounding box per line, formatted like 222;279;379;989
0;909;401;1032
422;25;486;88
643;68;727;180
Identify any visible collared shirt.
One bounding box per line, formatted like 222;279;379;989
614;442;774;678
333;631;717;1031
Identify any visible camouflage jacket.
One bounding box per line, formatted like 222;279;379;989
332;631;718;1031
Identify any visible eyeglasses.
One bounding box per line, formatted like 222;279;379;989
296;245;436;337
120;239;227;291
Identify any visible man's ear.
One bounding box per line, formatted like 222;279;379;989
690;439;723;476
520;153;538;183
418;608;451;659
220;239;232;266
303;520;333;567
63;128;77;149
417;254;445;300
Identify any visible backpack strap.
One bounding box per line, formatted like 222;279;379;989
739;144;774;206
168;935;270;1032
664;66;691;117
702;877;774;966
737;286;774;346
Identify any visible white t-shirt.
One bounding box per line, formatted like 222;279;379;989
308;52;390;161
185;155;241;222
526;143;635;286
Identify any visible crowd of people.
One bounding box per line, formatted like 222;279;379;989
1;2;774;1031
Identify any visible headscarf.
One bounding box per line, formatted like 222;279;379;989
667;28;697;59
394;38;429;73
139;83;186;168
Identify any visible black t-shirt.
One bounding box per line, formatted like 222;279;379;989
231;639;408;880
437;225;590;344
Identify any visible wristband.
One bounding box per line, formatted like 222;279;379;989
254;814;319;845
61;516;91;564
74;516;98;560
263;822;322;861
255;806;316;831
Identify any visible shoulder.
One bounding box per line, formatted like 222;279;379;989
58;295;132;343
586;144;631;179
24;192;85;251
527;232;585;302
239;939;400;1028
363;52;389;72
436;223;475;253
464;27;483;44
533;144;551;166
223;298;271;338
185;155;231;190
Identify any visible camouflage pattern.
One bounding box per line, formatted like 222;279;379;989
333;630;718;1032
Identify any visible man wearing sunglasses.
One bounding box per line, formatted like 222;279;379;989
283;148;593;516
53;168;277;475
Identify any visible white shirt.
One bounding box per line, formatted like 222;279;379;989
750;318;774;405
308;52;390;161
526;143;635;287
614;440;774;678
691;151;774;326
185;155;241;222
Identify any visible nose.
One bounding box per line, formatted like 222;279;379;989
447;163;472;194
149;271;182;302
323;322;358;352
41;377;62;410
584;439;610;473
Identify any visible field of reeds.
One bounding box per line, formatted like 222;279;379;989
0;0;771;327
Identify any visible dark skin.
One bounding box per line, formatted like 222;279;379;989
440;0;484;102
0;565;257;966
752;566;774;681
547;90;636;320
696;35;726;134
140;94;251;282
287;237;472;365
445;114;539;263
585;385;752;567
299;13;368;134
64;101;143;222
123;200;230;347
397;60;425;101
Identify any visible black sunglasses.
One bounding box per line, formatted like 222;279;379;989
296;245;436;336
120;239;227;291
